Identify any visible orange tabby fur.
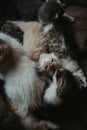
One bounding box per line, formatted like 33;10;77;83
11;21;48;61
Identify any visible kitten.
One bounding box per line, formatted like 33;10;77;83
8;21;87;101
36;24;87;91
37;0;87;91
0;20;86;130
37;52;87;105
0;31;83;130
0;32;59;130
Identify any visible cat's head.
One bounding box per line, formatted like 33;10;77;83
38;0;75;26
38;0;65;25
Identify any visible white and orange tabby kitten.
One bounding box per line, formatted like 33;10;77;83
0;32;60;130
0;20;86;130
10;21;87;89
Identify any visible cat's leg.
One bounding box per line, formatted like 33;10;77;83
63;13;75;23
61;56;87;88
21;115;59;130
43;70;62;105
73;69;87;88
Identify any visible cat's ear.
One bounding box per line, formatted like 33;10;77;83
0;39;10;61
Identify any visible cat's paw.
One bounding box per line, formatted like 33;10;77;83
75;75;87;89
80;76;87;88
40;120;60;130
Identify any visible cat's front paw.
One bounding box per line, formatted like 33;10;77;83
80;76;87;88
75;75;87;89
40;120;60;130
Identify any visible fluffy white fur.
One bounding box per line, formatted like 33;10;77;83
0;32;42;115
44;70;62;105
43;23;54;33
0;32;58;129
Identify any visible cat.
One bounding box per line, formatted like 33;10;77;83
0;19;87;130
0;32;59;130
0;32;81;130
9;19;87;103
10;19;87;88
0;28;85;130
37;0;87;90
